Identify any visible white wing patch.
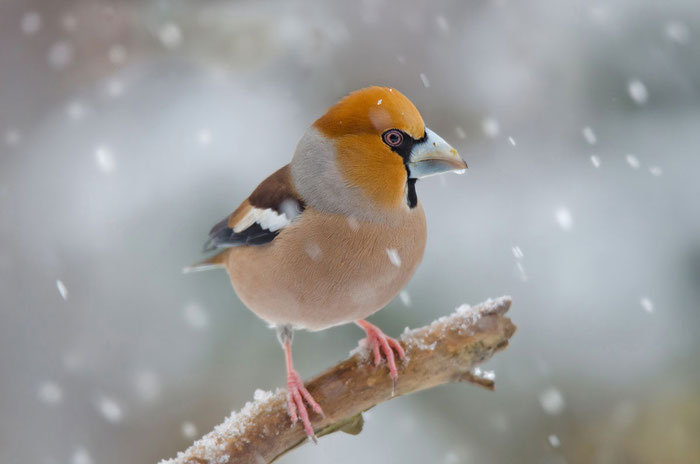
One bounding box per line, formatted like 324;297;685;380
233;207;291;233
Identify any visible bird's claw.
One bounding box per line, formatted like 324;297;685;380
358;320;406;385
286;369;324;442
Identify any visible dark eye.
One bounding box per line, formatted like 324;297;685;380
383;129;403;147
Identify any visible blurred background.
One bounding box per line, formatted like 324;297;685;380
1;0;699;463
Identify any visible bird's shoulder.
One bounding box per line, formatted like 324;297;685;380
204;164;305;251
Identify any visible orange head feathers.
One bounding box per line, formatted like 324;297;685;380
291;87;466;219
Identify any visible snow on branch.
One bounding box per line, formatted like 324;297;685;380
160;296;516;464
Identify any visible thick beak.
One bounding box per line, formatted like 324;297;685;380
407;127;467;179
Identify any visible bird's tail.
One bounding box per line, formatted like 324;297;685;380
182;249;230;274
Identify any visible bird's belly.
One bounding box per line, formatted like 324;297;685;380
225;206;427;331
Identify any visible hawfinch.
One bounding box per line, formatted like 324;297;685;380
189;86;467;440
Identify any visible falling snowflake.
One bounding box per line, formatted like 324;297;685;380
182;421;198;439
627;79;648;105
582;126;597;145
508;136;516;146
590;155;601;168
386;248;402;267
38;381;63;405
105;78;124;98
455;126;466;139
481;117;500;138
664;21;690;45
66;101;87;120
555;207;573;231
419;73;430;88
21;12;42;35
4;128;21;146
132;369;161;403
548;434;561;448
648;166;663;176
625;154;640;169
95;146;116;173
399;290;411;306
435;15;449;33
96;396;123;423
304;242;323;262
158;22;183;49
108;45;127;65
56;279;68;300
184;303;209;330
48;41;74;69
539;387;565;415
640;297;654;313
376;99;382;105
71;448;93;464
512;246;524;259
196;129;212;146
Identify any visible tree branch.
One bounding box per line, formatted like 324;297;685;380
160;296;516;464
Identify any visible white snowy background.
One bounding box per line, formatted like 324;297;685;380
1;0;699;463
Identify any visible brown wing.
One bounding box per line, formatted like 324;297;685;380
203;165;305;251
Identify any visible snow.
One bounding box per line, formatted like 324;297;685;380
511;246;523;259
539;387;565;415
481;117;500;138
443;451;459;464
455;126;466;139
435;15;449;33
664;21;690;45
38;381;63;405
640;297;654;313
95;146;116;173
625;154;640;169
21;12;42;35
56;279;68;300
627;79;648;105
184;303;209;330
158;23;183;49
4;128;21;147
386;248;402;267
419;73;430;88
649;165;663;176
304;241;323;262
182;421;198;440
346;216;360;231
590;155;601;168
61;14;77;32
376;99;382;105
66;101;88;120
582;126;597;145
473;367;495;381
48;41;74;70
96;396;123;423
555;207;573;231
399;290;411;306
197;129;212;146
133;369;161;403
508;136;516;146
71;448;93;464
108;45;127;65
159;389;284;464
106;78;125;98
548;434;561;448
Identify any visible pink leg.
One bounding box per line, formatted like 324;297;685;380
355;319;406;382
279;328;324;442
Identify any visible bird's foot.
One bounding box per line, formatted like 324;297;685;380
286;369;324;443
356;320;406;386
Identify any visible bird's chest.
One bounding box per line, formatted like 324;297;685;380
229;205;427;330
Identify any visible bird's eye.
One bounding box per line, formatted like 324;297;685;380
383;129;403;147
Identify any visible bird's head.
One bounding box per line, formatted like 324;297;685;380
291;87;467;219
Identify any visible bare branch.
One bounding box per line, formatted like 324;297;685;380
160;296;516;464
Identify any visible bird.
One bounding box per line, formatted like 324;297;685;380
187;86;467;441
